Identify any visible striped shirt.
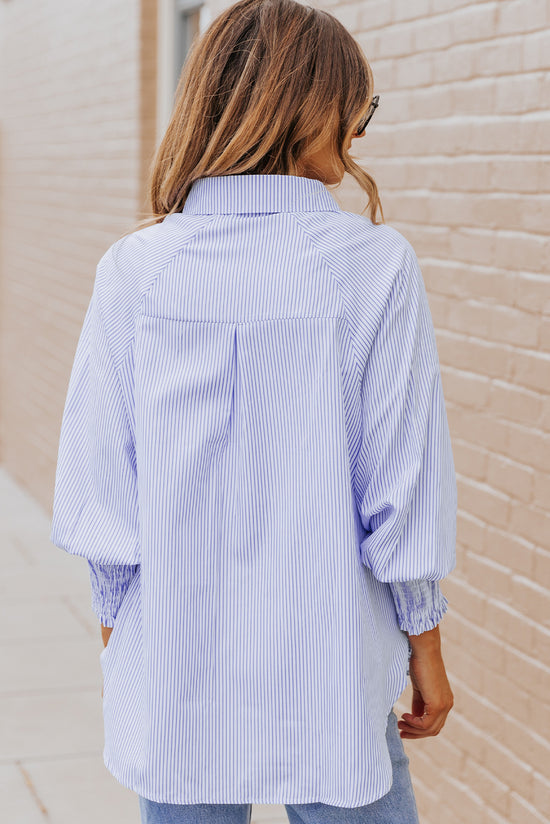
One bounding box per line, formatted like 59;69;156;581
50;173;457;807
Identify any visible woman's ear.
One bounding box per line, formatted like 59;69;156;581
348;131;365;149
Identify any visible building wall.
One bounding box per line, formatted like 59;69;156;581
312;1;549;822
0;0;155;508
1;0;549;822
140;0;160;215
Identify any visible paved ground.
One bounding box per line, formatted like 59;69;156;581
0;467;288;823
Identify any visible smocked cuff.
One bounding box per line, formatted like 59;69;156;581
389;579;449;636
87;560;139;627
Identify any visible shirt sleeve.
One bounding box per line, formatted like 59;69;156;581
49;262;140;566
389;579;449;635
87;560;140;627
355;241;457;584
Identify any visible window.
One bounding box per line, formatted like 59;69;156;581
157;0;211;140
174;0;203;84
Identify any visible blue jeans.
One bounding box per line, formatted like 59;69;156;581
138;710;419;823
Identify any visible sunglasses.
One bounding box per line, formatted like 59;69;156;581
354;94;380;136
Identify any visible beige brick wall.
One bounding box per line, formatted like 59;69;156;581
1;0;549;821
0;0;157;506
315;1;550;821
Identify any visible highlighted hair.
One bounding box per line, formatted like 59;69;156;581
139;0;383;229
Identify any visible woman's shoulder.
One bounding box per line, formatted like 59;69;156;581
103;214;210;286
337;208;416;268
293;208;419;323
94;214;214;314
90;217;204;361
296;206;415;280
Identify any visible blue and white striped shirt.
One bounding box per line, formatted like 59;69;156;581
50;173;457;807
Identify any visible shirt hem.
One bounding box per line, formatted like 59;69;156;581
101;751;395;808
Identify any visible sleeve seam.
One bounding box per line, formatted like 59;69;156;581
291;213;364;385
290;213;411;507
100;216;218;389
97;219;214;435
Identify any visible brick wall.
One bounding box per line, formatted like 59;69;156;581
0;0;152;508
315;1;550;821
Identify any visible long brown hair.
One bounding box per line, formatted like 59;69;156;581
136;0;383;231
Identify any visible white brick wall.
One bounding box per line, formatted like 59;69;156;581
0;0;145;504
318;1;550;821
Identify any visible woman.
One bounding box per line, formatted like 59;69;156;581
50;0;456;822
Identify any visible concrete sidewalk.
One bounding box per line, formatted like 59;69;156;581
0;467;287;823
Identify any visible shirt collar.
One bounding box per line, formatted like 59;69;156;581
182;173;342;215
